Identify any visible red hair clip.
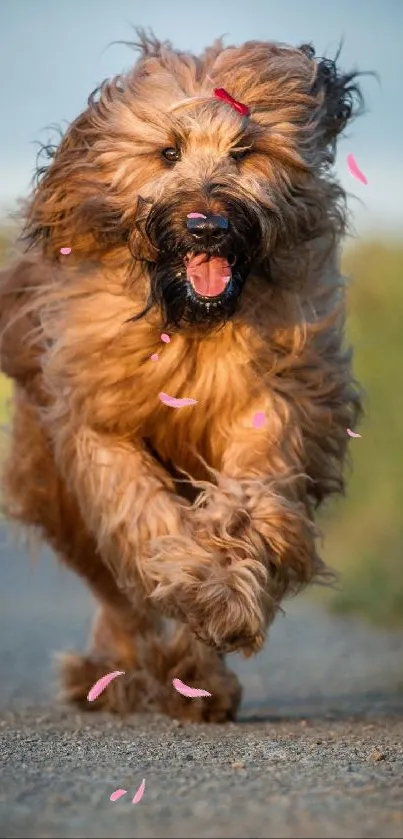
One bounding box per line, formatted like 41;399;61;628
213;87;250;118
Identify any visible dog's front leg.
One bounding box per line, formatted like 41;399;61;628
168;413;328;655
49;423;209;619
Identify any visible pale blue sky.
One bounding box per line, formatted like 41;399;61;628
1;0;402;236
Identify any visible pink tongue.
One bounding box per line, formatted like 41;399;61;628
186;254;232;297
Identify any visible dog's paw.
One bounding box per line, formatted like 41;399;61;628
173;561;269;654
147;530;271;654
188;596;266;655
167;666;242;722
57;649;242;723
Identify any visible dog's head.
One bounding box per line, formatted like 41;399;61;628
26;33;363;329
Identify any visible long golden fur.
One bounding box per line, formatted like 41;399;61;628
0;32;363;722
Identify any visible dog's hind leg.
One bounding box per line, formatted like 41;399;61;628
63;616;242;722
59;602;162;714
152;623;242;723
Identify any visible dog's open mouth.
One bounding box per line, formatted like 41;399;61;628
185;252;232;298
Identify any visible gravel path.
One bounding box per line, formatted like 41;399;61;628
1;527;402;838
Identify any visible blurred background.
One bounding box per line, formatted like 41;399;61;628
0;0;402;628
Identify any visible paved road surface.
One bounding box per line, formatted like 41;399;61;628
0;526;402;838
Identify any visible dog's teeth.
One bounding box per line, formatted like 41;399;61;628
206;303;210;311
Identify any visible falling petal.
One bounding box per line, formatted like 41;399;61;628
347;428;362;438
87;670;125;702
187;212;207;219
132;779;146;804
252;411;266;429
159;392;198;409
60;247;71;255
172;677;212;698
110;789;127;802
346;154;368;185
160;333;171;343
150;353;159;361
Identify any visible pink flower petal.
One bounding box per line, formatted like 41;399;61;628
159;392;198;409
110;789;127;802
172;677;212;698
346;154;368;185
60;247;71;255
252;411;266;429
160;333;171;343
132;779;146;804
347;427;362;438
87;670;125;702
187;212;207;219
150;353;159;361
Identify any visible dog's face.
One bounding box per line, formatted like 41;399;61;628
28;35;362;329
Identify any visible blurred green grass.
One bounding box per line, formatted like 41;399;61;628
0;225;402;626
321;239;403;627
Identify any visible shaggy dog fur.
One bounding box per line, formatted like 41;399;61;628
0;32;363;722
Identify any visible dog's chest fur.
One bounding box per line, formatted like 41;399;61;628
141;323;263;479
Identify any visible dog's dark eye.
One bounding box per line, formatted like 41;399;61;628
162;147;181;162
230;148;250;161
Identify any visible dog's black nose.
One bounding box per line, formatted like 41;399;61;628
186;212;229;244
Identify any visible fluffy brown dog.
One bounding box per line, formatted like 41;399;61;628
0;33;363;722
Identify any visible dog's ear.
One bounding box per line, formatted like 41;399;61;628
23;110;93;256
22;77;127;258
299;43;364;161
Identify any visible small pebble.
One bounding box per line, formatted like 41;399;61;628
231;761;246;769
370;749;386;761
